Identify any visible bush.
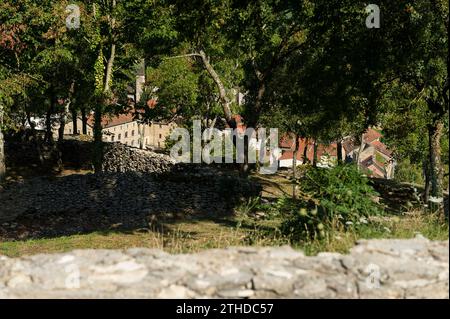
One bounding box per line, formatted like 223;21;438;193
394;158;424;185
279;164;382;240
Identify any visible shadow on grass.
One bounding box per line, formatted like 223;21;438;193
0;168;261;242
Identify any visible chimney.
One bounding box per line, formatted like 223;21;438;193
135;58;145;104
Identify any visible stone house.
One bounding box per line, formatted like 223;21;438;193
62;113;176;150
278;128;396;179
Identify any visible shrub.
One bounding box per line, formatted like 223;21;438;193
394;158;424;185
279;164;382;240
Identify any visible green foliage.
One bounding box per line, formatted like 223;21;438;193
278;165;382;240
300;165;382;218
394;158;424;186
94;49;105;96
145;58;199;118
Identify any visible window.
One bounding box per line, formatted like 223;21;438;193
111;136;114;142
159;134;162;139
118;134;121;140
125;131;128;138
131;140;134;146
69;129;72;133
132;130;135;136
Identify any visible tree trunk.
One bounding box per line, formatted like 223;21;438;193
93;44;115;174
72;108;78;135
26;111;44;166
312;141;318;168
302;138;309;164
169;50;234;126
197;50;233;124
45;104;54;143
58;100;70;142
93;9;116;173
59;82;75;142
93;105;103;173
292;134;299;199
81;107;87;135
237;81;267;175
428;120;444;199
423;159;431;203
337;139;343;164
0;105;5;183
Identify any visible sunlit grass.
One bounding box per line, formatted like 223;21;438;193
1;209;447;258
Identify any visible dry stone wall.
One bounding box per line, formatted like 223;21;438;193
0;169;260;239
0;237;448;299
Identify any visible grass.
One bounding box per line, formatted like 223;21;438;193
0;220;285;258
298;211;449;255
1;209;447;258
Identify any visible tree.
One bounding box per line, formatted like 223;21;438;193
380;0;449;199
402;0;449;199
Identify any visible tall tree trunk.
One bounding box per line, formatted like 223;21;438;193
337;139;343;164
93;0;116;174
58;82;75;142
423;159;431;203
170;50;234;126
240;138;250;176
312;141;318;168
93;105;103;173
302;138;309;164
26;110;44;165
428;119;444;199
197;50;233;125
292;134;299;199
81;107;87;135
71;108;78;135
239;80;267;175
0;105;5;183
45;103;54;144
58;100;70;142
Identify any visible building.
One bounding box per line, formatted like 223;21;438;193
279;137;339;168
278;128;396;179
62;113;176;150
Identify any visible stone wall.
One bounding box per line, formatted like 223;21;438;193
0;168;260;239
0;237;448;299
101;142;175;174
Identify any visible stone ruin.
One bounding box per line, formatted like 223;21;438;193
0;237;448;298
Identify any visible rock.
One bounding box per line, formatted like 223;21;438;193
0;168;260;234
0;239;446;298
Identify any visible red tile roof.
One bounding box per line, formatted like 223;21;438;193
87;113;135;128
363;128;382;143
279;136;337;162
371;140;393;157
